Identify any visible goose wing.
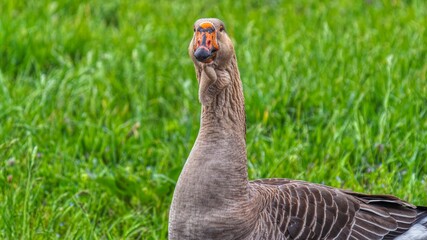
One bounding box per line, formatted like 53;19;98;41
250;179;421;240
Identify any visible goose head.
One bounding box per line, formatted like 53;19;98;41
189;18;234;69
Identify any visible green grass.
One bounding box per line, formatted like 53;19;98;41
0;0;426;239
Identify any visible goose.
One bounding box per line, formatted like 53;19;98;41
168;18;427;240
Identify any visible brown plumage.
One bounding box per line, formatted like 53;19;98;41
168;18;427;240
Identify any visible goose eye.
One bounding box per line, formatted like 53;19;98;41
193;26;196;32
219;25;225;32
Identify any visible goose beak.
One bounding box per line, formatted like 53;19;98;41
193;22;219;63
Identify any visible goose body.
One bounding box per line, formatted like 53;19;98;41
168;18;427;240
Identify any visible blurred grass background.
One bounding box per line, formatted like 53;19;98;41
0;0;426;239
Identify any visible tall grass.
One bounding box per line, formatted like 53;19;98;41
0;0;426;239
